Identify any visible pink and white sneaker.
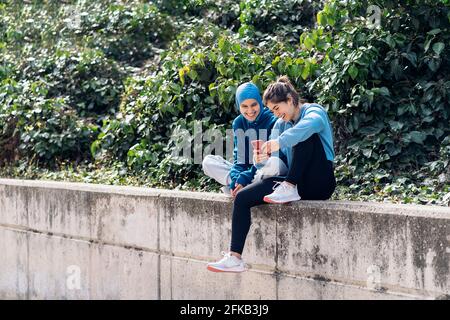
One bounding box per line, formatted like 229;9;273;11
207;251;246;273
263;181;301;204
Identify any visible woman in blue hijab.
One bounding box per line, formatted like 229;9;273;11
202;82;287;197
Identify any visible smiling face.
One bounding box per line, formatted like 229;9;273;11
266;96;297;122
239;98;260;122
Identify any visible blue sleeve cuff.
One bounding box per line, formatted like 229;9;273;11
236;166;257;187
236;175;251;187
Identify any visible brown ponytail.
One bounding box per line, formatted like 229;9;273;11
263;76;304;107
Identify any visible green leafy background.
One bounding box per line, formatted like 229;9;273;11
0;0;449;206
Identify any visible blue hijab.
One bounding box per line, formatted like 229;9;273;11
235;82;266;123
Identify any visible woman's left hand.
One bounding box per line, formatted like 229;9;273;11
231;184;244;198
261;140;280;155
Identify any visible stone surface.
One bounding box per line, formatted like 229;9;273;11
0;228;28;299
0;178;449;300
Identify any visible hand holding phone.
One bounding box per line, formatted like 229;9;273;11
252;140;269;164
251;140;264;152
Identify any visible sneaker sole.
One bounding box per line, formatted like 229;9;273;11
263;196;300;204
206;265;246;273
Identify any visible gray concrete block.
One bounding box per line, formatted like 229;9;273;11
0;184;28;226
27;187;93;239
27;232;92;299
90;193;159;250
0;228;28;299
276;273;418;300
1;179;449;300
88;244;159;300
160;255;277;300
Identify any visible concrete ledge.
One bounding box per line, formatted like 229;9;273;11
0;178;449;300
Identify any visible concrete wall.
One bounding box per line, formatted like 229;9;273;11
0;178;449;300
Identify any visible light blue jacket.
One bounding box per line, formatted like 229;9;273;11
270;103;335;169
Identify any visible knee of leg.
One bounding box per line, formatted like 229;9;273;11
234;189;251;206
294;133;319;150
202;155;214;174
261;157;288;176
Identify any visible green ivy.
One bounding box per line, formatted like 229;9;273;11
0;0;448;205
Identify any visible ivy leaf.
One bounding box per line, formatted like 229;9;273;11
386;144;402;156
359;123;384;135
402;52;417;67
424;38;432;53
303;37;314;50
362;148;373;158
407;131;427;144
317;11;327;26
372;87;390;96
432;42;445;55
301;62;310;80
427;29;441;35
384;35;396;48
348;65;358;80
427;59;439;72
388;120;403;131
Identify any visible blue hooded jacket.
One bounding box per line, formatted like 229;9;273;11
229;82;278;189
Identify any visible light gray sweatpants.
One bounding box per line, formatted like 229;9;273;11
202;155;288;192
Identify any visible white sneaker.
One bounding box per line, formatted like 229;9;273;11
263;181;301;204
220;186;232;197
207;251;246;273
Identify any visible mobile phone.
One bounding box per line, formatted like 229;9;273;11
251;140;264;151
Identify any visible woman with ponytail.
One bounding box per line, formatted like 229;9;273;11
207;76;336;273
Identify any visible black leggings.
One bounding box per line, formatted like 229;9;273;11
230;133;336;255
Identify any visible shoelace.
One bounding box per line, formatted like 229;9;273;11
220;251;243;264
218;251;246;269
272;181;289;191
219;251;233;262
